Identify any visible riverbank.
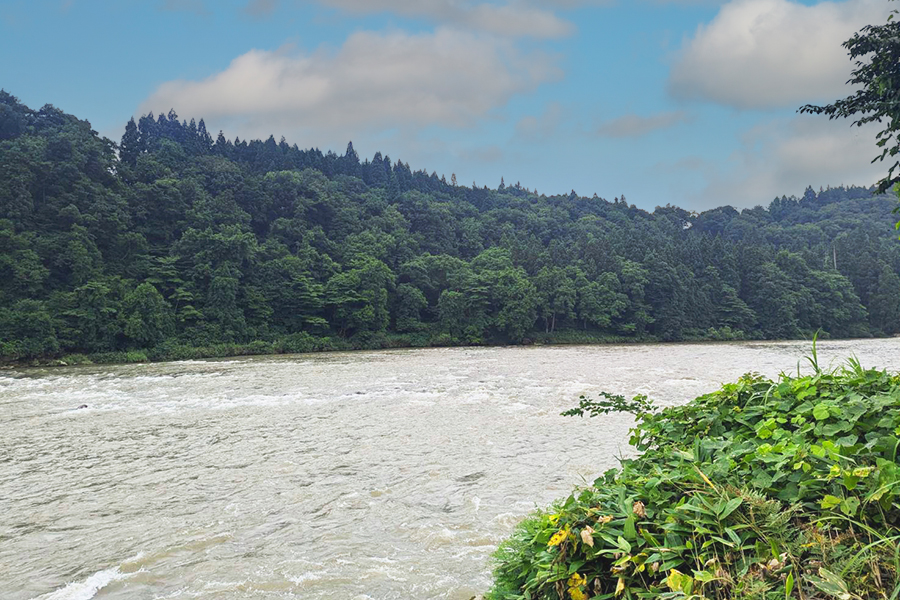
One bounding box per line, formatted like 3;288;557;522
2;328;888;369
1;332;648;368
487;364;900;599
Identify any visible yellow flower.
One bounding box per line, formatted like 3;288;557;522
569;587;587;600
548;526;570;547
548;514;561;525
568;573;588;600
598;515;613;525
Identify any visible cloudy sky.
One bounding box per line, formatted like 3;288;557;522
0;0;892;210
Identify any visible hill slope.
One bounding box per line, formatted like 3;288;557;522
1;92;899;362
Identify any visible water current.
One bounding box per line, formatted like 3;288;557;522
2;340;899;600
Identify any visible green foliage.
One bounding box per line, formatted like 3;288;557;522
1;92;900;364
531;331;645;347
799;2;900;196
88;350;149;364
60;353;93;365
0;299;59;359
124;351;149;363
122;282;174;347
868;264;900;335
488;366;900;600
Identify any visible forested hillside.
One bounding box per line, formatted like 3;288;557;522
1;91;899;363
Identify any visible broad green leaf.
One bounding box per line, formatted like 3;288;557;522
796;386;817;400
821;495;842;510
813;403;831;421
718;497;743;520
840;496;860;517
836;434;859;447
807;567;853;600
693;570;715;583
623;514;636;540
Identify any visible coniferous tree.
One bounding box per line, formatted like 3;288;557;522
1;93;898;362
120;117;140;167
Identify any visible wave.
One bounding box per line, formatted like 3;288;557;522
31;553;146;600
31;567;125;600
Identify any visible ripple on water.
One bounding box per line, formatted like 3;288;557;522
4;340;900;600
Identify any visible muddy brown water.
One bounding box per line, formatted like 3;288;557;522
2;340;899;600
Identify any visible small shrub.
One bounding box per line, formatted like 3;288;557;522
276;332;319;354
430;333;455;347
244;340;276;355
351;331;389;350
701;326;748;341
0;340;25;361
532;330;650;346
87;352;123;364
157;344;203;361
86;351;149;364
60;353;93;365
124;351;149;363
399;333;432;348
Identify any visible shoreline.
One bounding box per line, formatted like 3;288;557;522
2;331;894;371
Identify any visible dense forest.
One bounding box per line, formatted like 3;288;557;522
1;91;899;363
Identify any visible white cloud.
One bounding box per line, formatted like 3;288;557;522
669;0;891;110
691;114;884;208
242;0;725;37
596;110;691;138
309;0;575;37
139;29;560;146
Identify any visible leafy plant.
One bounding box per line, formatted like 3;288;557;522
488;363;900;600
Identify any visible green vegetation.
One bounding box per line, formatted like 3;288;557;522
800;1;900;198
487;362;900;600
487;9;900;599
2;91;900;365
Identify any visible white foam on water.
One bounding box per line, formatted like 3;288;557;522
287;571;326;585
32;566;125;600
29;553;147;600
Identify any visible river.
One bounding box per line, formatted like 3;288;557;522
2;339;899;600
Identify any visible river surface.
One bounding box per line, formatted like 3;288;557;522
2;339;899;600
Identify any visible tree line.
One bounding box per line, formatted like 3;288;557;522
1;91;898;362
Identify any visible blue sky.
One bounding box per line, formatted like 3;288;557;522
0;0;892;211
